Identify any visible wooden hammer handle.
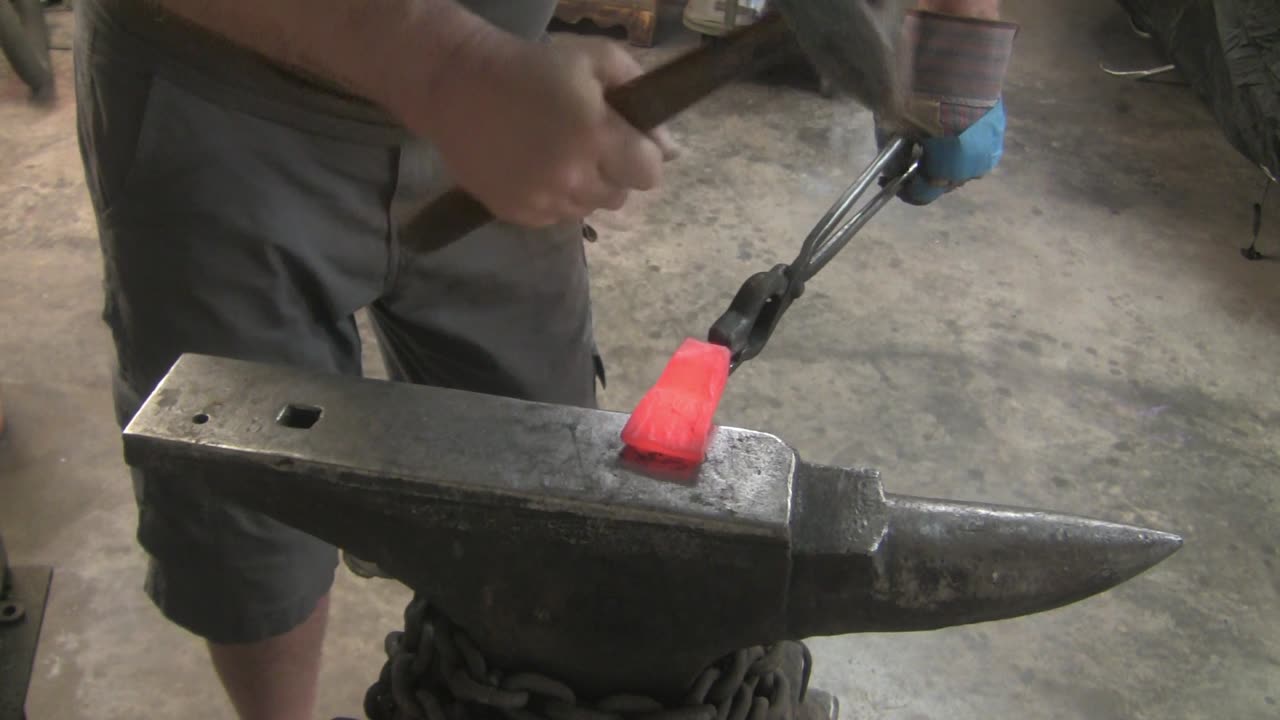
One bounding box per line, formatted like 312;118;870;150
401;13;795;255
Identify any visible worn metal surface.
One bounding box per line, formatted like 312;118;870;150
123;354;1182;698
0;565;52;719
787;469;1183;637
127;355;795;538
125;355;795;696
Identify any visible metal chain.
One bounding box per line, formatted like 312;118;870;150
361;597;812;720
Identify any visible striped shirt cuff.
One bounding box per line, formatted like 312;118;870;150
901;10;1019;108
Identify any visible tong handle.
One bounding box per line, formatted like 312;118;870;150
709;138;919;369
791;136;916;283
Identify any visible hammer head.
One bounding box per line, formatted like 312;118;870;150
772;0;913;122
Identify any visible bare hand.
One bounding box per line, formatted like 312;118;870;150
397;34;669;227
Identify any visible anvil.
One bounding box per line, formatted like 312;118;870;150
122;354;1181;699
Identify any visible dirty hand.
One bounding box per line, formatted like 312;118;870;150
880;9;1017;205
397;34;671;227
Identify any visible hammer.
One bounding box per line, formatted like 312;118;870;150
402;0;915;254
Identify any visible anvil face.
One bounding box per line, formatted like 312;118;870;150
122;355;1180;698
127;353;796;537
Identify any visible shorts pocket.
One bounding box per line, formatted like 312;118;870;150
77;41;163;223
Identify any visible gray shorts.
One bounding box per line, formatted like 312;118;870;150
75;8;600;644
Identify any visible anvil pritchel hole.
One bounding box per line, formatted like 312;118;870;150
192;413;210;425
277;404;323;430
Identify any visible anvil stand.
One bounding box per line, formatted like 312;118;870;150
0;532;53;720
358;596;831;720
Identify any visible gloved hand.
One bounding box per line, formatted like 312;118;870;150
899;98;1006;205
879;10;1018;205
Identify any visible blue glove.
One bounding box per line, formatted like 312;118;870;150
900;98;1006;206
880;10;1018;205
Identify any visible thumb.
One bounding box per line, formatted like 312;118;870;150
650;125;681;162
899;173;947;206
587;39;645;89
582;39;678;162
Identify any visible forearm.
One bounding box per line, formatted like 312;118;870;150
149;0;514;118
917;0;1000;20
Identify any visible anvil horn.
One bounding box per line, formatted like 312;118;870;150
784;463;1181;637
122;354;1182;697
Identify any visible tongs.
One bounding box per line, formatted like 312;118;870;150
708;135;919;370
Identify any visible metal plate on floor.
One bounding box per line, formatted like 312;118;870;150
0;566;52;720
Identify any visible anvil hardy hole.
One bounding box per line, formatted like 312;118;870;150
277;404;323;430
192;413;210;425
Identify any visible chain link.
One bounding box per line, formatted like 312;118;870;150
363;597;812;720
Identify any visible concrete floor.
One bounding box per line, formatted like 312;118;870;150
2;0;1278;717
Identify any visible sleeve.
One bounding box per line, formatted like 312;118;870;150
899;10;1019;136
